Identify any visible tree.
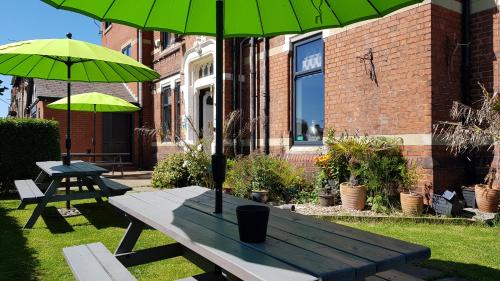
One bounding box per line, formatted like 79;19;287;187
0;80;8;96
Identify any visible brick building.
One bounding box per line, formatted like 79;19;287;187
97;0;499;193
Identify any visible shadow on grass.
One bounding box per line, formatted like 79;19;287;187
0;203;39;281
40;206;74;234
420;259;500;281
73;201;129;229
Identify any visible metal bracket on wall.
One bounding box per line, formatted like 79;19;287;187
357;48;378;86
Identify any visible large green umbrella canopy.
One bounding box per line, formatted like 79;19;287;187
47;92;140;112
0;35;159;167
47;92;140;162
42;0;423;213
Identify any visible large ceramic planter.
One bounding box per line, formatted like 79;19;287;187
400;192;424;215
340;183;366;210
475;185;500;213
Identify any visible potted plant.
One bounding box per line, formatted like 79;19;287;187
251;190;269;203
475;170;500;212
399;164;424;215
315;171;335;207
340;178;366;211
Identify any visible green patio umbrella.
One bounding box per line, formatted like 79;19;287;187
47;92;140;162
0;34;159;166
42;0;423;213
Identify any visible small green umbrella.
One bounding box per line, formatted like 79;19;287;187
47;92;140;162
43;0;423;213
0;34;159;166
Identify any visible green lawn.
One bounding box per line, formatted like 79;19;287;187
0;198;498;281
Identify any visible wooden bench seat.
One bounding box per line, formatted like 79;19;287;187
63;242;137;281
176;272;227;281
15;180;44;209
99;177;132;195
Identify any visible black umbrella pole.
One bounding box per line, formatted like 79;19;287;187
213;0;226;214
64;62;72;166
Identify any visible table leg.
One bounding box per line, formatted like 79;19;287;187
115;216;145;255
24;178;62;229
65;177;71;209
83;177;103;203
91;175;111;197
34;171;47;185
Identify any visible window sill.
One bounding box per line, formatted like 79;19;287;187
289;145;324;154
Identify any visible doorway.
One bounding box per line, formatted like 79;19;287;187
102;112;132;161
198;88;214;143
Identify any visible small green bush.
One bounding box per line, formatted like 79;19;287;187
0;118;60;194
152;144;213;189
226;154;311;203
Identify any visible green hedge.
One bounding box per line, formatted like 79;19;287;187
0;118;60;194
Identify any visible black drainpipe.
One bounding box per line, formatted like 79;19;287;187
462;0;471;105
263;38;270;155
250;37;257;152
232;38;239;156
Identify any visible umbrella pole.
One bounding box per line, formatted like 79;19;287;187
64;61;72;166
213;0;226;214
93;105;96;163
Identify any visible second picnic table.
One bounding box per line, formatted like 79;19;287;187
63;186;431;281
16;160;131;229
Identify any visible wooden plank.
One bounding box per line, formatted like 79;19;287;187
36;161;107;178
185;186;431;263
109;195;318;281
176;272;227;281
373;270;424;281
63;244;114;281
15;180;42;201
47;192;102;202
160;189;402;274
167;188;406;267
116;243;184;267
86;243;137;281
100;177;132;192
132;192;356;281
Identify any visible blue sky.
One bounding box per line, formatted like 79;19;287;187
0;0;101;117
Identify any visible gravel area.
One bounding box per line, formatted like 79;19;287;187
294;203;405;217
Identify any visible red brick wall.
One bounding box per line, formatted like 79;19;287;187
39;101;104;156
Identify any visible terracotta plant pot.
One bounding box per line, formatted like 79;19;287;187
400;192;424;215
251;190;269;203
340;182;366;210
475;185;500;213
319;194;335;207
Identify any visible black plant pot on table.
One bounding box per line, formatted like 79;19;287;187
236;205;270;243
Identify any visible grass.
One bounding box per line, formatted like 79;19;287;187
331;218;500;281
0;198;202;281
0;197;498;281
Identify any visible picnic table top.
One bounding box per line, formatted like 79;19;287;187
109;186;431;281
36;160;108;178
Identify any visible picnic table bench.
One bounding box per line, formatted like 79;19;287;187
69;152;132;176
64;186;431;281
15;160;132;229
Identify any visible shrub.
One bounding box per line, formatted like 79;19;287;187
0;118;60;194
152;153;190;188
152;143;213;189
226;154;311;203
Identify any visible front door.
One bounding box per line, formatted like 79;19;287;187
102;112;132;161
198;88;214;140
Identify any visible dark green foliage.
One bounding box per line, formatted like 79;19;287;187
0;118;60;193
151;145;212;189
226;154;311;203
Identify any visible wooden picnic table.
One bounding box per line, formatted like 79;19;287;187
20;161;130;229
107;186;431;281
